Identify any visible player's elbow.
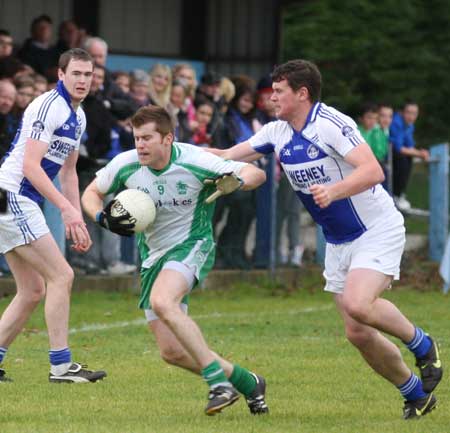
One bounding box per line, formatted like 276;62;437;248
256;167;267;186
374;163;385;184
22;159;35;179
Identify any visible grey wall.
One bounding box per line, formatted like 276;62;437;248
0;0;71;45
99;0;182;56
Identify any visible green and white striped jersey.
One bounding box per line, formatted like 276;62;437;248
95;142;247;269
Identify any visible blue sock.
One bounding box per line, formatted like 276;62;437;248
397;373;427;401
0;347;7;364
404;327;432;358
49;348;71;366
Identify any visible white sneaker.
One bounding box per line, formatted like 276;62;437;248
394;195;411;211
106;261;136;275
289;245;304;267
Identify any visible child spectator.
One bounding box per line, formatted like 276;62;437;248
358;103;388;163
111;70;130;94
190;97;214;147
33;73;48;97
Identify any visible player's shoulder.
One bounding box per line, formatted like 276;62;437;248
173;141;209;162
315;102;357;132
25;88;69;123
112;149;140;166
251;119;292;145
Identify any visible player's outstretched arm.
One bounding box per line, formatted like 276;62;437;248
204;164;266;204
205;141;264;163
310;143;384;208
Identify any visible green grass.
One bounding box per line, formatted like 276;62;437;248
0;279;449;433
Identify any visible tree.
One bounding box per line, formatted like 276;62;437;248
282;0;450;144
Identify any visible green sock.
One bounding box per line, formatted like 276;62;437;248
229;364;257;397
201;360;229;388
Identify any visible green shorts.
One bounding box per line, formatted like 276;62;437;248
139;238;215;310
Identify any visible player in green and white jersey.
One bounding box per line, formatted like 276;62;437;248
82;106;268;416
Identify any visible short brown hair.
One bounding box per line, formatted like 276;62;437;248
131;105;174;136
58;48;93;73
271;59;322;103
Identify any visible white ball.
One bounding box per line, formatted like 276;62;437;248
111;189;156;233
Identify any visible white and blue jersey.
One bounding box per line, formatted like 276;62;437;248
0;80;85;204
249;102;399;244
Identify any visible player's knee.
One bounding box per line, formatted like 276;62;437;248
160;346;188;367
150;296;174;321
26;284;46;304
342;300;372;324
345;326;374;349
54;266;75;289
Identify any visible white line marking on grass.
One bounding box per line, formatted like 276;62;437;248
33;304;334;336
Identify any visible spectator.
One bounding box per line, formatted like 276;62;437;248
148;63;171;109
378;103;394;191
129;69;151;107
0;31;23;80
218;77;235;114
168;79;192;142
33;73;48;97
4;76;35;146
111;70;130;94
172;63;197;126
357;102;387;164
0;79;16;159
83;36;107;67
0;30;14;59
215;77;260;269
190;97;214;147
83;36;137;120
390;101;429;210
52;20;80;59
73;63;135;275
18;14;56;80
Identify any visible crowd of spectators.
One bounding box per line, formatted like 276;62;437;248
0;14;428;276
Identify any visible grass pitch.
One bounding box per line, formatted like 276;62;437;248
0;274;448;433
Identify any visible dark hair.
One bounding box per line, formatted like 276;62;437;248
377;102;393;111
58;48;93;72
360;102;378;116
229;75;257;118
402;99;418;110
0;29;11;37
131;105;174;136
271;59;322;102
31;14;52;32
111;70;129;81
194;95;214;111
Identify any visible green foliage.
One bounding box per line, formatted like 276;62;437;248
0;285;449;432
282;0;450;144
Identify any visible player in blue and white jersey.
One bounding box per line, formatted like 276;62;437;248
208;59;442;419
0;49;106;383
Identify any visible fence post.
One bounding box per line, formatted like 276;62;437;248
429;143;449;262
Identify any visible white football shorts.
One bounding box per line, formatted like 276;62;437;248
323;213;406;294
0;192;49;254
144;260;195;322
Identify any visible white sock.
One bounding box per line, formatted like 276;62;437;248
50;362;72;376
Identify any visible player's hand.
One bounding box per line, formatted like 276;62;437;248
310;184;334;209
61;204;92;252
203;172;244;204
96;199;135;237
